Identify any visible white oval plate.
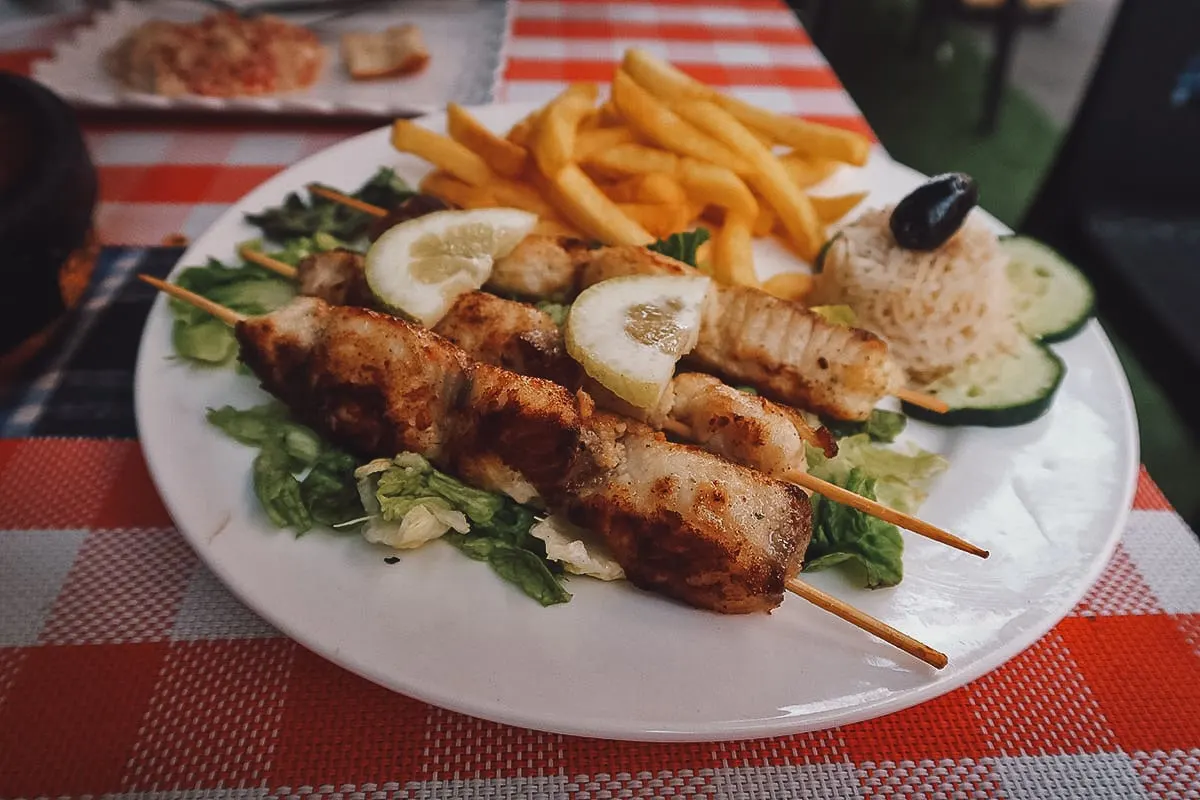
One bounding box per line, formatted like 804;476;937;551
134;103;1139;742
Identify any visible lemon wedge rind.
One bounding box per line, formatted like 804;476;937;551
565;274;711;409
365;207;538;327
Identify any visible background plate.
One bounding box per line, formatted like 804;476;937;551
134;103;1139;741
34;0;507;116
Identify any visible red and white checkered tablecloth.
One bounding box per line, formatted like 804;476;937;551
2;1;1200;798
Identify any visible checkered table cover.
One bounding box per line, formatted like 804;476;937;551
2;2;1199;798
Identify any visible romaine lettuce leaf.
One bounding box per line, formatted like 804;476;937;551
353;454;570;605
244;167;414;241
809;433;948;514
804;468;903;589
801;434;948;588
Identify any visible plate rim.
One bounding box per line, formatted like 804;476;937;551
133;103;1141;741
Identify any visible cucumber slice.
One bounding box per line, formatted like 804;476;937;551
1003;236;1095;343
902;337;1065;427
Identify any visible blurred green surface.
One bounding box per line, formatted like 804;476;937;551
814;0;1200;525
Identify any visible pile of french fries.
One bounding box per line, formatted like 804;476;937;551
389;49;871;301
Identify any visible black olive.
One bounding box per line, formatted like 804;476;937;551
888;172;978;251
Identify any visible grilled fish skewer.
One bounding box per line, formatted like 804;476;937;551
243;248;986;559
141;275;949;669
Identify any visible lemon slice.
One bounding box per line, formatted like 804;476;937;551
566;274;711;409
365;208;538;326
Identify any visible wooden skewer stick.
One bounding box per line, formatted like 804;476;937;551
307;184;388;217
660;418;987;559
893;387;950;415
305;185;951;416
141;275;949;671
240;246;298;279
787;579;948;669
139;275;245;325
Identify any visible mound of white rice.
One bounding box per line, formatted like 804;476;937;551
811;207;1021;384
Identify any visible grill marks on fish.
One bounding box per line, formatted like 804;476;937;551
436;295;834;478
237;298;584;496
295;249;374;308
433;291;583;389
691;285;894;421
457;362;585;493
559;413;811;614
235;298;812;614
670;372;829;477
486;234;593;301
577;244;694;286
575;244;897;421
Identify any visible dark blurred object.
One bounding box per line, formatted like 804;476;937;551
804;0;1063;133
1020;0;1200;439
0;72;98;378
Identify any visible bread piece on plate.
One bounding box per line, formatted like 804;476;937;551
340;24;430;80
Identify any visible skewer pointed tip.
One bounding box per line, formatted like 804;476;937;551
894;387;950;414
787;469;988;559
787;578;948;669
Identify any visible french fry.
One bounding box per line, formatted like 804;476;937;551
700;204;725;229
491;179;560;219
447;103;529;179
673;100;824;261
578;108;601;131
575;126;637;162
611;70;750;174
419;170;498;209
617;202;693;239
622;48;871;166
620;49;704;106
761;272;815;302
635;172;688;205
677;158;757;220
752;202;776;237
597;100;624;127
779;154;839;188
711;214;757;287
600;175;645;204
603;172;688;206
695;236;713;269
392;120;493;186
545;163;654;246
534;218;586;238
533;83;599;176
748;126;775;149
507;108;543;149
810;191;868;224
725;104;871;166
584;142;680;178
